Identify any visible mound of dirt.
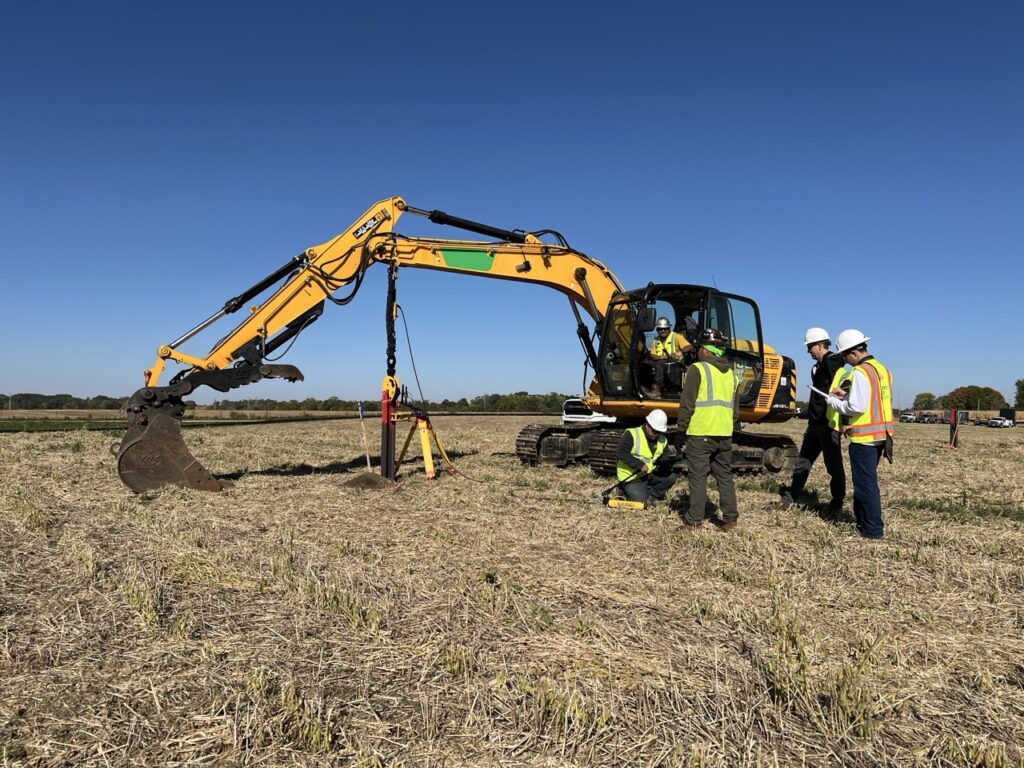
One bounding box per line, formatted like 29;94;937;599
342;472;394;490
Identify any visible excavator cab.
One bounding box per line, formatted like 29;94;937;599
596;285;768;409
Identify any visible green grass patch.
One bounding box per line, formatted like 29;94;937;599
0;420;125;432
898;495;1024;523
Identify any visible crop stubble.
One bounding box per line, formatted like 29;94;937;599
1;418;1022;766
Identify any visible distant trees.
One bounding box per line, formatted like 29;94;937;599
912;392;938;410
1016;379;1024;409
909;386;1014;412
0;393;123;410
204;392;570;413
0;391;570;414
940;386;1007;411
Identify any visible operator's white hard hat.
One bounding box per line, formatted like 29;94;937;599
836;328;871;354
646;409;668;433
804;327;830;346
655;317;672;330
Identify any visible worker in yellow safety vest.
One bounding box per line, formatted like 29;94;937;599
676;328;739;532
643;316;694;399
615;408;677;506
825;329;894;540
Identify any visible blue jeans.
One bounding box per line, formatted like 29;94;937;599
848;442;884;538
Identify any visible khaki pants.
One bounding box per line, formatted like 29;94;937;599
684;435;738;526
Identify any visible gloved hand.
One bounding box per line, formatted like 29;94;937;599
674;431;687;451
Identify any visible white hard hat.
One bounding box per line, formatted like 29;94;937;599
804;327;830;346
646;409;668;433
655;316;672;330
836;328;871;354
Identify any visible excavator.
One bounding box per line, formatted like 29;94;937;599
114;196;798;493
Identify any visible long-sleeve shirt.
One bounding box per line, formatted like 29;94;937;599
617;428;657;474
825;357;875;417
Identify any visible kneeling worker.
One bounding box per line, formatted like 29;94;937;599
615;409;677;506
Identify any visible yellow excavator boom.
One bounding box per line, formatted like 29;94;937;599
115;196;796;493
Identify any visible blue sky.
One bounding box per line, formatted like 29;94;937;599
1;2;1021;408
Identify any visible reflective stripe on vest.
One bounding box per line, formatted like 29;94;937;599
826;366;851;433
687;362;735;437
651;332;684;356
846;359;894;443
616;426;666;481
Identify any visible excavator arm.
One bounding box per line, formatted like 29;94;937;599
140;196;622;388
115;196;625;492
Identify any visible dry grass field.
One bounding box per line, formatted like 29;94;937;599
2;417;1022;767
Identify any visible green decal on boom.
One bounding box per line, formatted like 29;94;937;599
439;249;493;271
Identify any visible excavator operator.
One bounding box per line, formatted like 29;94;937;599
644;317;694;398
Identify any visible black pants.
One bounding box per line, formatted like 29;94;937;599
684;435;737;525
644;360;679;391
789;421;845;506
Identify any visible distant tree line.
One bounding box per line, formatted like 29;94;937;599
0;391;572;414
0;393;124;410
912;382;1021;411
206;391;570;413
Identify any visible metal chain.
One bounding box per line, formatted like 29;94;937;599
386;262;398;376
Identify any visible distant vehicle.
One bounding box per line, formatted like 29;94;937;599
561;398;617;425
899;412;916;423
987;416;1014;428
918;413;938;424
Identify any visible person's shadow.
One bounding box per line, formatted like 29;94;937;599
667;493;731;527
781;488;855;526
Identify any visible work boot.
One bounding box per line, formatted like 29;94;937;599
680;521;703;533
719;519;738;533
778;485;795;508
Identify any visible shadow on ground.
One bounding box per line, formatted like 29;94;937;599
219;449;478;482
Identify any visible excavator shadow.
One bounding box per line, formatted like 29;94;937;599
217;449;478;483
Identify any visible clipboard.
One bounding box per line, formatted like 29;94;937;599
808;384;832;399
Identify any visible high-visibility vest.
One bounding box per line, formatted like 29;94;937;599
826;365;851;432
686;362;735;437
846;359;894;443
616;426;666;481
651;332;686;357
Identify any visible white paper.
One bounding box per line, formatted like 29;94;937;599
808;384;832;399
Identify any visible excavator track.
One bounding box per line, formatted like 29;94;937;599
515;422;796;478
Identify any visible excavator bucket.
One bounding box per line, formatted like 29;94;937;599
116;410;228;492
114;363;304;493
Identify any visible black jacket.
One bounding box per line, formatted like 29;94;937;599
807;352;845;425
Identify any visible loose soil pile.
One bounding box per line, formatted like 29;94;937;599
1;417;1022;766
